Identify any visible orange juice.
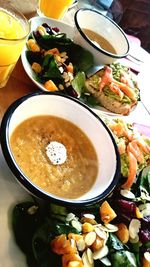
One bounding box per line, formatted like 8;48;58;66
38;0;74;19
0;5;29;88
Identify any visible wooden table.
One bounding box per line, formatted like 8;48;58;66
0;0;150;125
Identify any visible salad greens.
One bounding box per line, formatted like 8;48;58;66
26;23;99;107
140;171;150;193
107;234;137;267
32;28;94;73
26;24;140;111
110;251;137;267
71;71;99;106
12;170;150;267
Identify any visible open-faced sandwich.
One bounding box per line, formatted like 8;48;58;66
85;63;140;115
105;117;150;189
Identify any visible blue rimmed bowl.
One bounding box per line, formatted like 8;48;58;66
74;8;129;65
0;92;120;207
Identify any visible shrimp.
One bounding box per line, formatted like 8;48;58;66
109;82;124;99
120;70;135;88
113;80;137;101
98;65;137;102
135;138;150;155
122;151;137;189
109;120;133;141
99;66;113;91
118;139;126;155
127;140;145;163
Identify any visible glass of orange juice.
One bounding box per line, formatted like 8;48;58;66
37;0;74;19
0;1;30;88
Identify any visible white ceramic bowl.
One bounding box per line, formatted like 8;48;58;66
74;8;129;65
21;16;74;92
0;92;120;206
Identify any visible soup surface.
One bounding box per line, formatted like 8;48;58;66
10;115;98;199
83;28;117;54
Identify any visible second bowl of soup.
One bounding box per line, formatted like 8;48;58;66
74;8;129;65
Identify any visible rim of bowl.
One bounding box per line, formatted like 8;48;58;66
0;91;121;207
74;8;130;59
0;2;30;41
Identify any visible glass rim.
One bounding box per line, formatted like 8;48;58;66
0;3;30;41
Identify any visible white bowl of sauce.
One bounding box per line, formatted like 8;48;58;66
0;92;120;207
74;8;129;65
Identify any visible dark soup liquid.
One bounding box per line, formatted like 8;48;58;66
83;28;117;54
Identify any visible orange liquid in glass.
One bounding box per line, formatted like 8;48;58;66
39;0;73;19
0;9;27;87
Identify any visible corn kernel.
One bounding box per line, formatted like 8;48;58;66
27;39;40;52
31;62;42;73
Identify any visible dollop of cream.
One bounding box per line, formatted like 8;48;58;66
46;141;67;165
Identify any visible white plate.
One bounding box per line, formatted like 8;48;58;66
0;150;30;267
21;16;139;117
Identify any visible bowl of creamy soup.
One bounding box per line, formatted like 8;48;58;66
74;8;129;66
0;92;120;206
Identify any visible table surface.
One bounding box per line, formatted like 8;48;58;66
0;2;150;267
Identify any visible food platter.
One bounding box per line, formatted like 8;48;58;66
21;16;140;117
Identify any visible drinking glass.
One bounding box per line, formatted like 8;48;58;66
0;1;30;88
37;0;74;20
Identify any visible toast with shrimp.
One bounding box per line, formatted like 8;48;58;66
85;63;140;115
105;117;150;189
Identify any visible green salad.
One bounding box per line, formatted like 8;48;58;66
12;170;150;267
26;23;99;106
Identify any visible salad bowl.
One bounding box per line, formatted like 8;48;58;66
21;16;76;92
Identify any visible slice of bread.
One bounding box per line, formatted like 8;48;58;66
85;64;139;115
